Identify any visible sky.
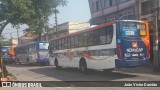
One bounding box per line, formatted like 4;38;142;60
2;0;91;40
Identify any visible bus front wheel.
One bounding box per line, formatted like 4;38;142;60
103;68;114;73
79;59;88;74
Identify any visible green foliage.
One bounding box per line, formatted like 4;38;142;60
1;41;10;46
0;0;67;35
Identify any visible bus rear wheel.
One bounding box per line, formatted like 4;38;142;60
55;59;61;69
79;59;88;74
27;58;30;64
17;58;21;64
103;68;114;73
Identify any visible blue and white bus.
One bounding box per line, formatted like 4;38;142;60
48;20;150;73
15;41;49;64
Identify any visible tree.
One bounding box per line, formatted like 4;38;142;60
0;0;67;64
0;0;67;35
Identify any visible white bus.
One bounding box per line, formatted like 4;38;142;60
48;20;150;73
49;21;116;73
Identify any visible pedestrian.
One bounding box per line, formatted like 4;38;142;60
0;58;9;87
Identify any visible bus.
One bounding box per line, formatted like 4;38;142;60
14;41;49;64
48;20;150;73
1;46;14;64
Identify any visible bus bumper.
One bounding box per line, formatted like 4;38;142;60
115;59;150;68
37;58;49;63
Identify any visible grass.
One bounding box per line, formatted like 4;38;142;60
8;73;17;81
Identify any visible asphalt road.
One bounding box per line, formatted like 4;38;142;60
2;64;160;90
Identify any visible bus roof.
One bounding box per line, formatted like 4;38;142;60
117;20;147;23
49;20;116;41
16;41;49;48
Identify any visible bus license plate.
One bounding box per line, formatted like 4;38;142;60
130;61;140;66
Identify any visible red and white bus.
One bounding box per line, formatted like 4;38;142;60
48;20;150;73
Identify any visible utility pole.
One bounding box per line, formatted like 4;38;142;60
55;7;58;37
153;0;160;71
16;28;20;45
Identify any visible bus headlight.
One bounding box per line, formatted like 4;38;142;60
125;53;131;57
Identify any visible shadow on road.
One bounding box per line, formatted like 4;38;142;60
114;66;160;75
28;67;137;81
6;63;49;67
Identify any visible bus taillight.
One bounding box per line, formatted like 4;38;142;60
117;45;122;59
146;46;150;58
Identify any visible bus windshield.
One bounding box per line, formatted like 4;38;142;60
120;22;146;37
39;43;49;50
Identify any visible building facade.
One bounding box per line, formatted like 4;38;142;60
88;0;139;25
44;21;90;41
19;32;37;45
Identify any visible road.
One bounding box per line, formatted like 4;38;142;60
2;64;160;90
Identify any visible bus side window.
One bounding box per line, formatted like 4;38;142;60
75;36;79;48
61;39;65;49
99;28;107;45
93;30;99;45
64;38;68;49
67;37;71;49
59;39;62;50
70;36;75;48
53;41;56;50
83;33;88;46
106;26;113;44
56;40;58;50
88;31;94;46
78;34;84;47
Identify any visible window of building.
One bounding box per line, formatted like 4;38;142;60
104;0;110;8
110;0;117;6
91;2;95;12
96;1;101;11
119;0;128;3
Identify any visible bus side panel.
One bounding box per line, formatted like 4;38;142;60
86;25;117;70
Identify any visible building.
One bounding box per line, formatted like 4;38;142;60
88;0;139;25
42;21;90;41
19;32;37;45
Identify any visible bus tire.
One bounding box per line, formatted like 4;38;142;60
103;68;114;73
55;59;61;69
79;59;88;74
17;58;21;64
27;58;30;64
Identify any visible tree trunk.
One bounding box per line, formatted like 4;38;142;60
0;20;10;35
38;32;41;41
